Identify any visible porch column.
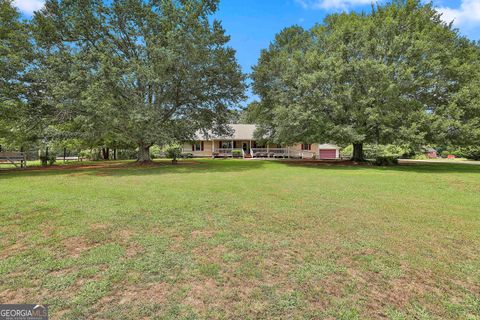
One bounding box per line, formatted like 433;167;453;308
267;144;269;158
249;140;252;156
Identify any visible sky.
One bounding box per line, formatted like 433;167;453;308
14;0;480;104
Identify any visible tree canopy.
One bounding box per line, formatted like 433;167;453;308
0;0;34;147
30;0;245;161
252;0;480;161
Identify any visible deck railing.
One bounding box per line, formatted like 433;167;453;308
216;148;244;158
251;148;316;159
182;147;318;159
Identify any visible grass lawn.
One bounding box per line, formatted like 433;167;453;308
1;159;479;319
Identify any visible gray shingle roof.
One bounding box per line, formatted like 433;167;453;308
196;124;257;140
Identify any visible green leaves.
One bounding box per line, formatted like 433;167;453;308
0;0;34;145
252;0;480;151
28;0;245;157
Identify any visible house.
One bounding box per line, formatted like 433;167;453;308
182;124;340;159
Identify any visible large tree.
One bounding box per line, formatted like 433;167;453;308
252;0;479;161
0;0;34;147
32;0;245;162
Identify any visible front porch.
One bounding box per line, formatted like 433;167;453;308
182;146;317;159
182;140;329;160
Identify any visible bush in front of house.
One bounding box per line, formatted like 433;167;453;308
373;156;399;166
165;146;182;159
232;150;243;158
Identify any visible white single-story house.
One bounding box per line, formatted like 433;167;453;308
182;124;340;159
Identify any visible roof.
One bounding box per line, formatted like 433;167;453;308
195;124;340;149
195;124;257;140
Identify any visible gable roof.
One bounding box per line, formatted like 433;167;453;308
195;125;340;150
196;124;257;140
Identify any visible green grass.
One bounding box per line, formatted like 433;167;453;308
1;159;479;319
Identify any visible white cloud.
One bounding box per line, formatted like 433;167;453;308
295;0;376;10
437;0;480;28
13;0;45;15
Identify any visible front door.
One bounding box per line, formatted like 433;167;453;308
242;143;248;152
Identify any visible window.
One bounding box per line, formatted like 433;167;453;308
301;144;312;151
192;142;203;151
220;141;232;149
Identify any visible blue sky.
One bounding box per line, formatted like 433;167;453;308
213;0;479;75
14;0;480;104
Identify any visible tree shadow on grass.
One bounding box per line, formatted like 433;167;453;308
0;159;268;179
279;160;480;174
1;159;479;180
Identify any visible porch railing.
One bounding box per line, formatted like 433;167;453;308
216;148;245;158
183;147;318;159
251;148;316;159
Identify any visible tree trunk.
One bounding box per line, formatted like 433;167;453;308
352;143;365;162
102;147;110;160
137;144;151;163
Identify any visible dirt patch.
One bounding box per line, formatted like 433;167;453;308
183;278;219;311
116;229;133;240
90;223;111;231
0;288;33;304
191;230;215;239
0;241;29;259
100;282;171;305
62;236;94;258
125;242;144;258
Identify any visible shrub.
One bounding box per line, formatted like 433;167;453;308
413;154;429;160
232;150;243;158
440;150;450;158
341;144;413;160
165;146;182;159
373;156;399;166
116;149;137;160
340;145;353;158
150;145;162;159
458;147;480;160
39;154;56;166
79;150;91;160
